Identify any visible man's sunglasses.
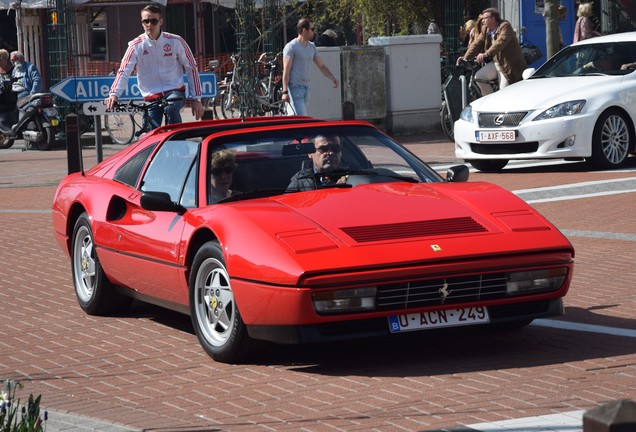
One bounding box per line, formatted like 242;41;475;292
315;144;341;154
211;166;235;175
141;18;160;25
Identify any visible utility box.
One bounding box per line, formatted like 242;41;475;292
307;46;342;120
340;46;386;121
369;34;442;135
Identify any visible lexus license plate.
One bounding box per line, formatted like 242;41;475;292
388;307;489;333
476;130;515;142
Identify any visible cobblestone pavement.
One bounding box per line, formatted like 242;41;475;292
1;125;635;432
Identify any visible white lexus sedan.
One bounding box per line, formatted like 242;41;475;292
454;32;636;172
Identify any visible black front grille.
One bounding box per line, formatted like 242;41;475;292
376;273;508;310
478;112;528;127
470;142;539;154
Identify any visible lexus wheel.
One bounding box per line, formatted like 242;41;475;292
589;109;631;169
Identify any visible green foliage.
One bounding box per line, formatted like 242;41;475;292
0;380;46;432
299;0;443;43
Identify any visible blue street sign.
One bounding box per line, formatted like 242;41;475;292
50;73;217;102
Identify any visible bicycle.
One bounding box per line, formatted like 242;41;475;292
440;59;498;141
202;59;221;119
215;53;242;119
254;52;286;116
215;52;288;119
77;108;136;146
106;93;184;144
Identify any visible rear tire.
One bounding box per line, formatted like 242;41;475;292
105;114;135;145
71;213;132;315
24;116;56;151
468;159;509;172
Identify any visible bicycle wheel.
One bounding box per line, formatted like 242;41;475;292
220;89;241;119
105;114;135;145
440;100;454;142
270;85;287;116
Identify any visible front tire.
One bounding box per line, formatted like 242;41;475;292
0;131;14;149
71;213;132;315
190;241;254;363
105;114;135;145
467;159;509;172
589;109;631;169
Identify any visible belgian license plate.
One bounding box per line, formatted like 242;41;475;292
388;307;489;333
476;130;515;142
44;107;59;118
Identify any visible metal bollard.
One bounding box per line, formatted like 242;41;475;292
65;113;83;175
583;399;636;432
342;101;355;120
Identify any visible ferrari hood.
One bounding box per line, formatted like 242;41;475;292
214;182;573;284
271;182;569;250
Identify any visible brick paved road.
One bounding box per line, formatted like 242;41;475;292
1;134;635;431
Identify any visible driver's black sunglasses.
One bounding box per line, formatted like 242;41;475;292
315;144;341;154
141;18;160;25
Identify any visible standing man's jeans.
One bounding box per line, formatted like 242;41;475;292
288;84;310;116
147;89;186;128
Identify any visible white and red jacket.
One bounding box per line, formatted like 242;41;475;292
110;31;202;100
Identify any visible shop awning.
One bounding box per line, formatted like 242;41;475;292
0;0;166;9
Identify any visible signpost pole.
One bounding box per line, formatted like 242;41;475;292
94;115;103;163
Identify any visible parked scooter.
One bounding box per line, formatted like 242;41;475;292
0;80;60;150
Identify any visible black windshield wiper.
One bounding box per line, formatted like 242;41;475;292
328;168;420;184
217;188;288;203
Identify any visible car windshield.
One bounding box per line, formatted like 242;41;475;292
205;124;443;204
530;41;636;77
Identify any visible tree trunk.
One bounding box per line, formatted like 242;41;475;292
543;0;561;59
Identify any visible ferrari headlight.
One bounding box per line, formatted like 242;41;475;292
533;100;585;121
459;105;474;123
313;287;377;314
506;268;567;295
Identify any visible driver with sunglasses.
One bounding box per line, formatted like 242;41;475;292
107;4;203;125
287;135;347;192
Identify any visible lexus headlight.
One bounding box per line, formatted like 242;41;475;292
534;100;585;121
459;105;474;123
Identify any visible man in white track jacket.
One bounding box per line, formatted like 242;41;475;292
107;4;203;126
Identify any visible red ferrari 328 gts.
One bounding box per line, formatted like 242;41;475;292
52;117;575;363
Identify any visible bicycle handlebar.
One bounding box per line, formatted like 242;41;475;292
114;95;183;112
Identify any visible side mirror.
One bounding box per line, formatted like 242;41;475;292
522;68;536;80
140;191;186;214
446;165;469;182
